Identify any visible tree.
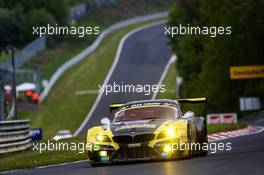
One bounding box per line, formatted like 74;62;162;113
168;0;264;115
0;0;69;49
0;8;25;48
24;9;56;42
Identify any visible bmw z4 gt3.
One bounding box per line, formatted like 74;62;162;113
86;98;208;165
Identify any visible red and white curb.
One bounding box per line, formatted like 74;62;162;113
208;125;264;142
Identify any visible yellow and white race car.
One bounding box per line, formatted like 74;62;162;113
86;98;208;165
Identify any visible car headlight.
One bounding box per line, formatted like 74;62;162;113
95;134;111;142
158;128;176;139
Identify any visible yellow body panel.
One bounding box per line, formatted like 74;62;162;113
87;119;191;158
148;119;188;148
87;126;119;150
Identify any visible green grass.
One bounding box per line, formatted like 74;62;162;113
24;0;174;80
19;0;173;142
0;137;87;172
207;123;247;134
20;19;165;139
25;39;96;79
157;61;177;99
0;52;10;64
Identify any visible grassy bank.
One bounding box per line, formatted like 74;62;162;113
207;123;247;134
0;137;86;172
0;52;11;64
24;0;174;80
157;61;177;99
20;19;165;139
18;0;174;138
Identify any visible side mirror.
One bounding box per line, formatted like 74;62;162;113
182;111;194;119
101;117;111;127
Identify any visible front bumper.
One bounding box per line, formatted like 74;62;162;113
112;143;158;161
88;141;188;163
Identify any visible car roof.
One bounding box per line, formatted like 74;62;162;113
118;99;179;111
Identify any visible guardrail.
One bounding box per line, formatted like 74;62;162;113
0;120;31;154
40;11;168;103
69;0;119;20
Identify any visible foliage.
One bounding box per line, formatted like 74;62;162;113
0;0;69;48
168;0;264;116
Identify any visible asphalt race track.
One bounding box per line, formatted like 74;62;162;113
79;22;172;134
3;120;264;175
2;23;264;175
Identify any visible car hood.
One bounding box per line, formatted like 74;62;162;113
110;119;170;135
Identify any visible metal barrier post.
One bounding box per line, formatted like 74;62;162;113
0;89;3;121
11;48;18;120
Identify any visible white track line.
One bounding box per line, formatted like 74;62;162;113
151;54;176;99
255;126;264;134
74;20;167;136
0;160;87;174
75;90;98;95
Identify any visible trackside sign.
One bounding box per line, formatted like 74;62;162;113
230;65;264;79
207;113;237;124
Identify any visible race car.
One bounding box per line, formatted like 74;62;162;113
86;98;208;165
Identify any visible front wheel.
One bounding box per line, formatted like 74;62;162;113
187;124;193;159
90;161;110;167
88;151;110;166
200;122;208;156
90;162;99;167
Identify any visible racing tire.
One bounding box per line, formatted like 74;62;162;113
200;122;208;156
90;162;109;167
90;162;99;167
187;124;193;159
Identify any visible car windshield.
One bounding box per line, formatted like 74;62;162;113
113;106;178;123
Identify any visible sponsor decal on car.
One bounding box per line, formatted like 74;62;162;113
114;124;156;131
